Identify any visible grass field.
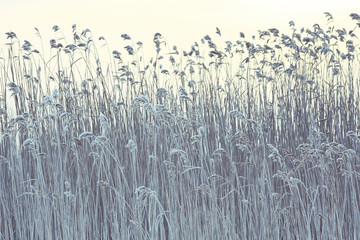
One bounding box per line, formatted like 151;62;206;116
1;13;360;239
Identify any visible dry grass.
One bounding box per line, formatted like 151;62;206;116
1;13;360;239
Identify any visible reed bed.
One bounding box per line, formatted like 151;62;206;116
0;13;360;239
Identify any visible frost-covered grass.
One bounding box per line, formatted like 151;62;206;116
1;13;360;239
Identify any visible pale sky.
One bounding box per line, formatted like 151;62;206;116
1;0;360;53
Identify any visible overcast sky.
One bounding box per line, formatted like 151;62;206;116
1;0;360;51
